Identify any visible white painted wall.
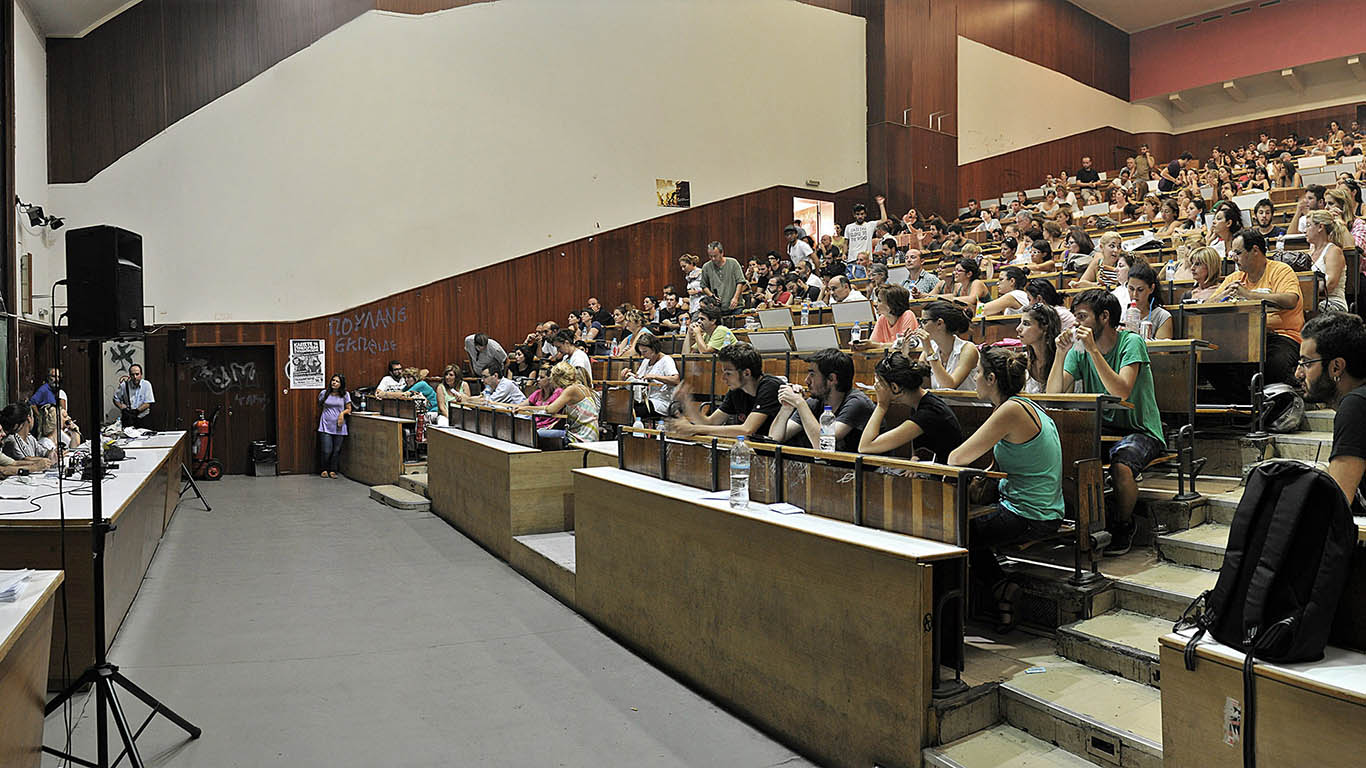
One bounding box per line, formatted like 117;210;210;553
958;36;1171;165
13;0;57;324
47;0;867;324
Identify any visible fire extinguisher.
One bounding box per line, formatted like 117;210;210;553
192;410;211;462
191;406;224;480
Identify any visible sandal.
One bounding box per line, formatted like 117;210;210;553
993;581;1021;634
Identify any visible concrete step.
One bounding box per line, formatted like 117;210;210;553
926;723;1108;768
1056;610;1169;688
396;472;429;498
368;484;431;511
1155;523;1230;570
1111;562;1216;621
510;532;576;609
1304;408;1335;432
1272;430;1333;462
1000;654;1162;768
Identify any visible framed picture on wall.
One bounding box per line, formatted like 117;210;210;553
656;179;691;208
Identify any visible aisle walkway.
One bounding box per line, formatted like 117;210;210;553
43;475;811;767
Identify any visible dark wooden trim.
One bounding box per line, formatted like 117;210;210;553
4;0;16;403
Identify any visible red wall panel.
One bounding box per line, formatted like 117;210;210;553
1131;0;1366;101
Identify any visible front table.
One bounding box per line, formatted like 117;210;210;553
572;466;967;768
0;570;64;767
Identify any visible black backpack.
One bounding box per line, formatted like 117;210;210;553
1175;460;1356;767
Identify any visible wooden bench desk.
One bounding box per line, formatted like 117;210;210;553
573;464;965;768
338;413;407;486
0;570;64;767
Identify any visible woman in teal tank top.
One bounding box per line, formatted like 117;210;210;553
948;346;1064;632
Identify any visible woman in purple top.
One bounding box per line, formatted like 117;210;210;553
317;374;352;478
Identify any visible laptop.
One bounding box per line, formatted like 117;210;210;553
757;308;795;328
887;266;910;286
791;325;841;353
746;330;793;354
831;300;875;326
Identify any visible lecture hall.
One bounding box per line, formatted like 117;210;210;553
0;1;1364;766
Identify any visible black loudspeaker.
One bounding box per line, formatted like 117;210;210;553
168;327;189;364
65;225;144;340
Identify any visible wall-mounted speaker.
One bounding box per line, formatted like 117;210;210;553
65;225;144;340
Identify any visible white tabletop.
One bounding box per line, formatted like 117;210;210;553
350;413;412;424
429;427;538;454
116;430;188;450
573;440;618;457
0;445;175;526
574;466;968;563
1163;629;1366;704
0;570;63;660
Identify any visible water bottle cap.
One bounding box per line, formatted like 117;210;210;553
824;405;833;412
735;436;745;443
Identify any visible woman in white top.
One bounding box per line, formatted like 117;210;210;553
1125;261;1174;339
1306;209;1349;312
905;300;979;391
629;334;680;418
1025;279;1076;336
978;267;1031;316
1016;303;1061;394
1038;190;1060;218
1072;231;1124;289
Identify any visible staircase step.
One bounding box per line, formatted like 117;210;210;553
1112;562;1217;621
510;532;576;608
396;472;429;498
926;723;1108;768
1000;654;1162;768
368;484;431;511
1272;431;1333;461
1155;523;1230;570
1204;488;1241;524
1057;610;1168;688
1303;408;1335;432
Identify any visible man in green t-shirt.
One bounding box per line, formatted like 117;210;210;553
1047;289;1166;557
699;241;748;310
688;305;736;354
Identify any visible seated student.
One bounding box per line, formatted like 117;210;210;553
516;361;598;447
906;300;979;391
826;275;867;304
628;333;680;419
1016;303;1062;394
464;362;527;406
688;305;737;354
550;329;594;383
1306;209;1348;313
858;352;963;461
940;257;989;306
1207;230;1304;398
1250;199;1285;240
30;368;65;410
1047;289;1166;556
1298;312;1366;506
899;249;940;297
1025;238;1057;274
1125;261;1174;339
671;343;782;438
525;365;565;432
1;403;57;463
403;368;440;421
435;366;470;426
1183;246;1223;303
949;347;1064;631
1072;231;1124;289
769;348;874;451
863;284;919;349
577;309;607;355
1026;278;1076;335
0;420;53;475
978;267;1031;316
376;359;406;393
506;346;536;381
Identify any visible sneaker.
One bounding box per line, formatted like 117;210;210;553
1104;522;1135;557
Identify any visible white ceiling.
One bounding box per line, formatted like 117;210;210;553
1067;0;1266;33
21;0;143;38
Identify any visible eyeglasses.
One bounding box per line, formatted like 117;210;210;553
1295;357;1324;370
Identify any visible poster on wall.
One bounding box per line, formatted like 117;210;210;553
103;340;145;425
656;179;691;208
286;339;326;389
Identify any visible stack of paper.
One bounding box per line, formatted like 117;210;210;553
0;569;34;602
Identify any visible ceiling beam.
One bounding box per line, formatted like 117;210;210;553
1281;68;1304;93
1349;56;1366;81
1222;81;1246;103
1168;93;1192;114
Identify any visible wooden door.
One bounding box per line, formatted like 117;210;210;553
177;345;276;474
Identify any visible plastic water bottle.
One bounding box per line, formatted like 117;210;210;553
801;302;810;326
632;415;644;431
729;437;752;509
745;315;758;331
1123;301;1142;333
1165;259;1177;282
818;407;836;452
850;322;862;343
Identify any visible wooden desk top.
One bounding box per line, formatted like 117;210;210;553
574;440;619;458
1161;629;1366;706
349;413;412;424
574;466;968;563
0;570;63;662
0;444;177;527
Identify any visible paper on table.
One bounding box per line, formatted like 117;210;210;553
0;568;34;602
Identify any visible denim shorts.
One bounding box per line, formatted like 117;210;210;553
1107;432;1167;475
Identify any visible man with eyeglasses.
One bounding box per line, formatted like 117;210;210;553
1206;230;1303;402
376;360;406;394
462;362;526;406
1298;312;1366;506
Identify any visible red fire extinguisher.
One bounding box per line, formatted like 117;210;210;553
191;407;224;480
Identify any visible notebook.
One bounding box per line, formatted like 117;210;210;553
757;308;795;328
791;325;841;352
831;300;875;325
746;330;793;354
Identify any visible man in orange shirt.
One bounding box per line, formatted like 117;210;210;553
1205;230;1303;403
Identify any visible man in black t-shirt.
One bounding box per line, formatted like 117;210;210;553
768;348;874;451
1157;152;1192;192
1075;156;1101;190
671;343;783;438
1299;312;1366;505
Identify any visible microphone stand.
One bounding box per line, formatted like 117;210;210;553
42;339;201;768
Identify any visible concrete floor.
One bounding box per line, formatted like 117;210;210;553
42;475;813;767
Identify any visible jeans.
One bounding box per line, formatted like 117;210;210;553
536;428;567;449
319;431;344;473
1201;332;1299;403
968;506;1061;589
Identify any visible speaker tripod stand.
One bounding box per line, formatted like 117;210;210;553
43;341;201;768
